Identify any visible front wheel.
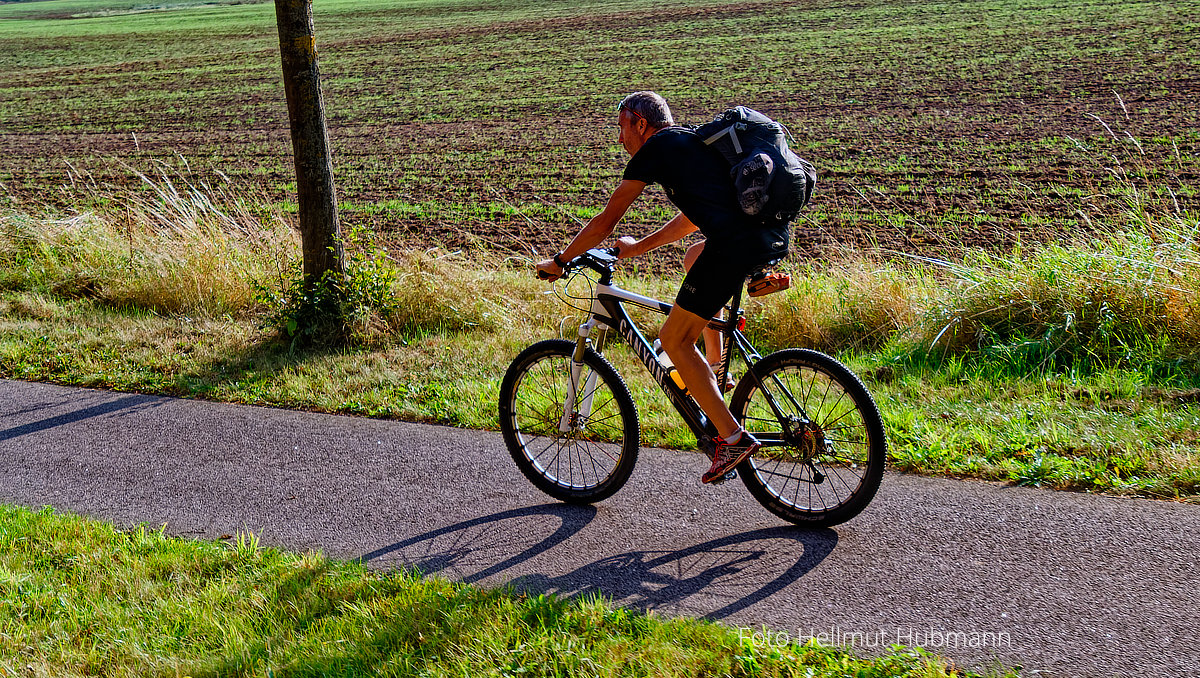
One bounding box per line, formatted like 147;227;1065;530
731;349;886;527
499;339;639;504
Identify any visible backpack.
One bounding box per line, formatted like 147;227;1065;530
693;106;817;225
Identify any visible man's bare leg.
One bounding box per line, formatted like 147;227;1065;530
661;304;761;482
683;242;725;367
659;305;738;439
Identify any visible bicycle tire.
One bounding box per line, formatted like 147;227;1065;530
730;349;886;527
499;339;639;504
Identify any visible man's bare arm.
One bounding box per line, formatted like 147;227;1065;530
616;211;699;258
536;179;646;279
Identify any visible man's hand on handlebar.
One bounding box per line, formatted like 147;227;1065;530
536;246;624;281
535;257;564;281
615;236;639;258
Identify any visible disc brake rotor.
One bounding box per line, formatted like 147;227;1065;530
785;415;828;462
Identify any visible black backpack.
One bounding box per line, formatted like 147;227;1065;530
693;106;817;225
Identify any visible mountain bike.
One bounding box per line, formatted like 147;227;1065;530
499;248;886;527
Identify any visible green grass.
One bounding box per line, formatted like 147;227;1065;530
2;171;1199;499
0;504;1003;677
870;357;1200;497
0;0;1194;671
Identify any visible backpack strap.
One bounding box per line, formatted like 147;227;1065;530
702;125;743;155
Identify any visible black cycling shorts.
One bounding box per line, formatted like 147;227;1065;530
674;242;763;320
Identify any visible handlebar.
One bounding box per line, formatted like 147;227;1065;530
537;247;620;282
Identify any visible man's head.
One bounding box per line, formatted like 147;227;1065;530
617;91;673;156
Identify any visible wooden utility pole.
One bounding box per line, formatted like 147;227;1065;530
274;0;345;282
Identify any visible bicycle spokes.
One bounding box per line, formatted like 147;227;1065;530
500;340;640;502
731;350;885;525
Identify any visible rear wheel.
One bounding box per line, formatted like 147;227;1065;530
499;339;639;503
730;349;886;527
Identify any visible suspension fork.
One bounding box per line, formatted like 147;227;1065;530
558;316;607;433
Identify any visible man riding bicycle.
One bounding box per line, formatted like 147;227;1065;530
536;91;792;484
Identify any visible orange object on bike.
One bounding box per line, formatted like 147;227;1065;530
748;272;790;297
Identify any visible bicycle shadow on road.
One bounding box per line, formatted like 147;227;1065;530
359;504;837;621
358;503;599;584
510;526;838;620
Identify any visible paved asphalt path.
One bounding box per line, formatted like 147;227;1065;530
1;378;1197;677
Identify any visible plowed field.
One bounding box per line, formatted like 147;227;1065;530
1;0;1196;261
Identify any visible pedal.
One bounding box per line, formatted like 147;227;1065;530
747;272;790;297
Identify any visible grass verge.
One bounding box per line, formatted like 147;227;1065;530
0;504;1010;677
3;170;1200;499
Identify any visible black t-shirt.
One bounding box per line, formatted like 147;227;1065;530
622;127;788;259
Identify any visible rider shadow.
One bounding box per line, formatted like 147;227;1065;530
510;526;838;620
360;505;837;621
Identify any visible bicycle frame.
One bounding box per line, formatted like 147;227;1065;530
508;248;887;525
561;253;764;443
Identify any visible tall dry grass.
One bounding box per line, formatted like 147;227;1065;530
7;186;1198;368
746;210;1200;370
0;163;297;317
3;130;1196;371
913;225;1200;362
750;122;1200;371
0;162;562;341
748;254;931;352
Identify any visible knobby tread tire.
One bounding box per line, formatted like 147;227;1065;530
499;339;639;504
730;348;886;527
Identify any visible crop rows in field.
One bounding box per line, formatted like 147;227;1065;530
0;0;1197;260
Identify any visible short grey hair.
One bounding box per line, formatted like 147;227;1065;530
618;91;674;128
